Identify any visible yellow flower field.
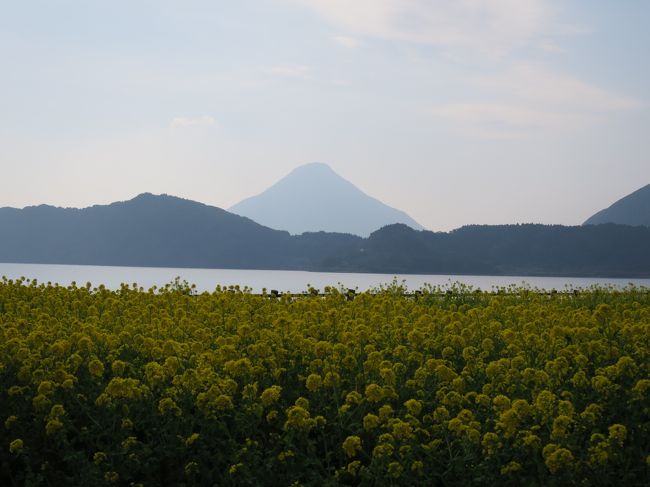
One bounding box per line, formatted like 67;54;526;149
1;278;649;485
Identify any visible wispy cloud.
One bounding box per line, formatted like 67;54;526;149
170;115;216;128
269;65;312;78
433;63;641;137
290;1;642;139
291;0;552;57
332;35;361;49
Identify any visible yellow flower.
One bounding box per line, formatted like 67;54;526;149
404;399;422;416
37;380;55;396
434;406;450;422
387;461;403;478
522;432;542;450
372;443;394;459
185;433;200;446
492;395;511;412
543;444;574;474
266;410;279;422
342;435;362;458
144;361;165;386
93;452;107;464
158;397;182;416
278;450;295;461
104;471;119;483
260;385;282;406
345;391;362;405
346;460;362;476
45;419;64;435
588;439;609;466
551;415;573;440
121;436;138;450
466;428;481;444
482;432;501;456
392;420;413;441
111;360;126;376
48;404;65;420
365;383;383;402
295;396;310;410
5;416;18;429
378;404;394;421
284;406;314;431
500;461;522;475
88;359;105;379
305;374;322;392
8;386;24;397
608;424;627;446
242;383;258;401
411;461;424;475
363;413;380;431
9;439;23;454
216;394;234;410
32;394;51;412
185;462;200;475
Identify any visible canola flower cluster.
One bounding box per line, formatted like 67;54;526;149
1;278;649;486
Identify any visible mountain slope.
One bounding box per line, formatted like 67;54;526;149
2;194;650;277
584;184;650;226
229;162;424;237
327;223;650;277
0;193;360;269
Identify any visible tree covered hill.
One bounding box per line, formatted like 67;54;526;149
328;223;650;277
0;193;360;270
2;194;650;277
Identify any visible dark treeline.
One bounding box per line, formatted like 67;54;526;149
1;193;649;277
322;223;650;277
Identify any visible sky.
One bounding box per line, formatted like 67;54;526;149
1;0;648;231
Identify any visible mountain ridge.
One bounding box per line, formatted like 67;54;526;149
584;184;650;226
2;192;650;277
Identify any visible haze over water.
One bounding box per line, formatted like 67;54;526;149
1;263;648;294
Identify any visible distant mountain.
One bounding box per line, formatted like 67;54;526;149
229;162;424;237
0;193;359;269
2;193;650;277
584;184;650;226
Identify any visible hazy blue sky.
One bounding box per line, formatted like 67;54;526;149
1;0;648;231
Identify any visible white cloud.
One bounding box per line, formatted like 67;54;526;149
433;63;641;137
269;65;312;78
332;35;361;49
479;63;639;112
537;39;565;53
433;103;582;139
170;115;216;128
290;1;642;139
291;0;551;56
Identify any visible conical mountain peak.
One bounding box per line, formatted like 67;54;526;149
289;162;335;173
229;163;424;237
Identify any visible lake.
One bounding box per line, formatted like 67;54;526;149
1;263;649;293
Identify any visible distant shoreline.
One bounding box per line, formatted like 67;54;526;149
2;260;650;279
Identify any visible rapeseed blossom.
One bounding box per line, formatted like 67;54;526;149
0;279;648;485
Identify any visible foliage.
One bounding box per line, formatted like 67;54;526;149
2;194;650;276
1;278;649;485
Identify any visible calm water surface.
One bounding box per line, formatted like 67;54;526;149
1;263;648;293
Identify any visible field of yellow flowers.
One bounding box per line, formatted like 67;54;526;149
1;277;649;486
